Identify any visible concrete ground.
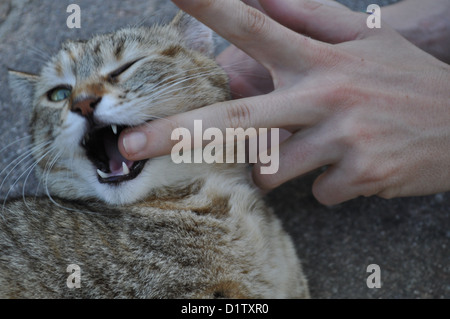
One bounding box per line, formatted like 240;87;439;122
0;0;448;298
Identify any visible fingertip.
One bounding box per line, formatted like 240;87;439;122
311;170;344;206
119;120;175;160
251;164;282;191
119;128;150;161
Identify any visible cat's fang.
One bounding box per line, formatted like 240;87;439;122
97;169;110;179
122;162;130;175
111;125;118;135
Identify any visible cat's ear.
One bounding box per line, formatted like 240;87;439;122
171;11;214;57
8;70;38;107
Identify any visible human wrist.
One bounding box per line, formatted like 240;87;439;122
382;0;450;63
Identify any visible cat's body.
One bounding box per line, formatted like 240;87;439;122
1;171;307;298
0;12;309;298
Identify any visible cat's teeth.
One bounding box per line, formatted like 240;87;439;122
122;162;130;175
111;125;118;135
97;169;110;179
96;164;130;179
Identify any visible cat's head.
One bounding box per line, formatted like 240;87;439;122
9;12;229;205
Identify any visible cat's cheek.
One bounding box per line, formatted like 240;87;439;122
94;95;124;124
56;112;86;151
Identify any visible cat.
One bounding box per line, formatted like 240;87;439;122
0;12;309;298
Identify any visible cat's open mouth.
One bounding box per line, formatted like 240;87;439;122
81;124;147;184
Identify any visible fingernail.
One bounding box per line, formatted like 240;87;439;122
122;131;147;155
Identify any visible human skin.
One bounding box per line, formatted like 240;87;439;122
382;0;450;64
119;0;450;205
217;0;450;100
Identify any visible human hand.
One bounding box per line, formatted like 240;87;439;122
119;0;450;205
216;0;347;99
219;0;450;100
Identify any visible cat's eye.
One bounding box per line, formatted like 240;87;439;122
48;86;72;102
108;59;141;80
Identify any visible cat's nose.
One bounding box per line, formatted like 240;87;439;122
71;96;102;117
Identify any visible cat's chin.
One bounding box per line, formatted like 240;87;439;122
93;175;152;205
83;155;174;206
88;156;209;206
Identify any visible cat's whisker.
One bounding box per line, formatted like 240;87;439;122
0;135;52;203
144;66;222;94
141;92;212;111
0;155;36;197
128;75;228;126
22;160;40;212
130;16;148;29
0;140;52;191
0;134;33;155
1;143;55;215
142;70;225;104
42;151;69;209
25;43;53;64
131;65;214;93
42;154;59;194
119;68;225;123
23;147;59;212
146;64;271;104
21;146;59;213
41;151;88;215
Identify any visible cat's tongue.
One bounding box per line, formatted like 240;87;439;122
104;136;134;175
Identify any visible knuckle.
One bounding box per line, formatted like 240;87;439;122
353;159;376;184
240;7;270;37
334;109;375;150
351;156;392;194
343;118;366;145
225;102;253;129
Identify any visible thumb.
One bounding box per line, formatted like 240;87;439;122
259;0;365;43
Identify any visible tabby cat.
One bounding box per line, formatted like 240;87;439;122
0;12;309;298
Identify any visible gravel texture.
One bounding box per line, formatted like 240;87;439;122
0;0;448;298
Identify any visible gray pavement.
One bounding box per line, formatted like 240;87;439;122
0;0;448;298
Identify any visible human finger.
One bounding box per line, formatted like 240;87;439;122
252;126;341;190
119;90;324;161
170;0;325;72
241;0;267;13
259;0;366;43
311;164;381;205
